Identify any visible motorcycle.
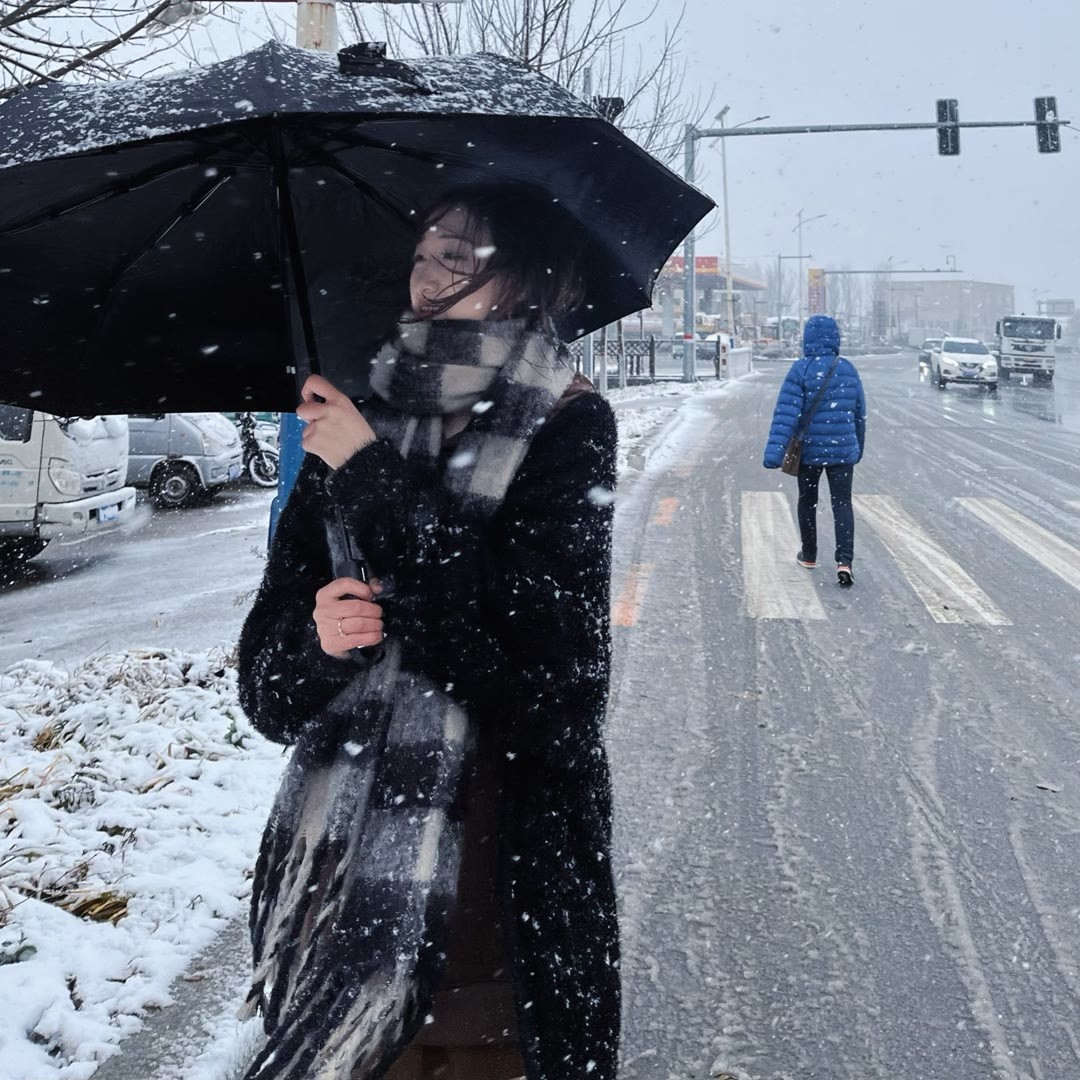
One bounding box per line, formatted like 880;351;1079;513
237;413;280;487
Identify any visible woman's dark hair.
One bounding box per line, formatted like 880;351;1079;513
416;183;586;322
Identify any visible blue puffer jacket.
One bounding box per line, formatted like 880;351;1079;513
763;315;866;468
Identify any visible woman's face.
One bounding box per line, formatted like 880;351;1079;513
410;206;503;320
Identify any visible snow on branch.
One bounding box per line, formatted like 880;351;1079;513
0;0;209;99
346;0;710;165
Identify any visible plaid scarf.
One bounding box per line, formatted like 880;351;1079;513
241;319;571;1080
366;316;573;518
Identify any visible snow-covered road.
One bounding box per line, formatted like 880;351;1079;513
610;357;1080;1079
0;490;276;670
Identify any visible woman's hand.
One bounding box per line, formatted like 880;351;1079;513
313;577;384;657
297;374;377;470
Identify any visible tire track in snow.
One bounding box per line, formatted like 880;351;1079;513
764;632;893;1080
901;669;1080;1079
901;769;1031;1080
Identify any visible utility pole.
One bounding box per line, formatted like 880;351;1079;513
712;108;769;345
682;123;699;382
296;0;337;47
716;107;735;343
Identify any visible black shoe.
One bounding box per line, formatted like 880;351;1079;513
837;565;854;588
796;551;817;568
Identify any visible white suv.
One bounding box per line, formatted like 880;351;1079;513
931;337;998;391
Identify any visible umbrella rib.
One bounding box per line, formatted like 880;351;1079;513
0;151;220;239
314;120;458;171
288;133;414;229
77;172;235;371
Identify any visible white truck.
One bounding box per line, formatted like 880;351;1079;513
994;315;1061;384
0;407;136;566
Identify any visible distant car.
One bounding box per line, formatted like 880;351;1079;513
930;337;997;391
918;338;943;366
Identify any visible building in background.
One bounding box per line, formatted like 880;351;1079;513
888;279;1015;344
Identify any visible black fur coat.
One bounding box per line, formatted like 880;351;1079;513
236;389;621;1080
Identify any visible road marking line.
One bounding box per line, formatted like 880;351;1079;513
740;492;827;621
650;497;680;527
673;447;702;479
957;497;1080;594
854;495;1011;626
612;563;655;628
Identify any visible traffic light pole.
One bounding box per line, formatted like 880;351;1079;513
682;124;699;382
693;118;1069;139
681;102;1065;371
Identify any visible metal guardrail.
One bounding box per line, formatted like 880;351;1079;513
567;336;754;388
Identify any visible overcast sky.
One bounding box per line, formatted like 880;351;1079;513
677;0;1079;307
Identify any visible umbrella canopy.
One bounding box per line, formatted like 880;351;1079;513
0;41;713;415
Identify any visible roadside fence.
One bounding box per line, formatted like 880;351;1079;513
567;334;754;390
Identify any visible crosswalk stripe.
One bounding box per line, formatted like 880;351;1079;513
957;497;1080;594
854;495;1011;625
741;492;827;621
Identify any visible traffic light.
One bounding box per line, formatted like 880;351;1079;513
1035;97;1061;153
936;99;960;155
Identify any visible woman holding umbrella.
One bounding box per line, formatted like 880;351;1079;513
237;184;620;1080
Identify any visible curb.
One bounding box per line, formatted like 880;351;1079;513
92;916;252;1080
613;370;756;475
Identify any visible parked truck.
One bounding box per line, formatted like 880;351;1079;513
994;315;1061;384
0;407;136;565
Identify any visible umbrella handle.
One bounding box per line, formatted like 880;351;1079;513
331;503;384;664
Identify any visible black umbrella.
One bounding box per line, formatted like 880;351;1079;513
0;41;713;415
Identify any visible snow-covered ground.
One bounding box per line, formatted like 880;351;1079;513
0;652;285;1080
608;379;736;475
0;378;749;1079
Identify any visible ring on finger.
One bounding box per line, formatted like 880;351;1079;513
336;617;346;638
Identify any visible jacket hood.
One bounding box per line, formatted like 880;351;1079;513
803;315;841;357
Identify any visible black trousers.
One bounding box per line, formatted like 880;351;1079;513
796;463;855;565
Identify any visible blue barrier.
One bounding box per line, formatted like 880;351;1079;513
268;413;305;542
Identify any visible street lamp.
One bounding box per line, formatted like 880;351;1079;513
714;107;769;344
792;208;827;336
681;122;701;381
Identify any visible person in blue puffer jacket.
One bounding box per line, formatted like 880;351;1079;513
763;315;866;587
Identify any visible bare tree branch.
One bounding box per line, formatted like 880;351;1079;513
344;0;709;166
1;0;205;99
